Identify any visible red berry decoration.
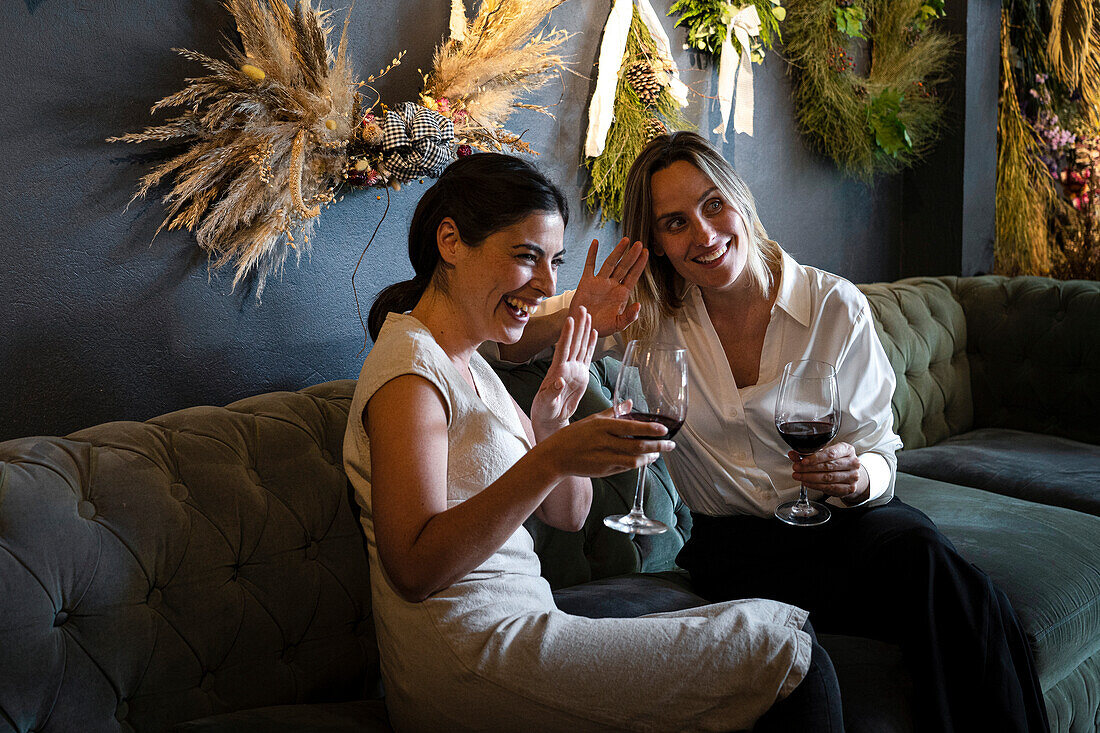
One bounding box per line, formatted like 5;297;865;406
457;144;474;157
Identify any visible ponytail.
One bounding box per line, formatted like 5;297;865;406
368;275;431;340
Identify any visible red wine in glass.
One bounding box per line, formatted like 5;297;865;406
625;411;684;439
604;341;688;536
773;360;841;527
777;419;837;455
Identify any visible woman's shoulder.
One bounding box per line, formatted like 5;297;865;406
365;313;440;367
356;314;455;405
793;261;870;327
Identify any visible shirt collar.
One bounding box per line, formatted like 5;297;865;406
772;249;812;327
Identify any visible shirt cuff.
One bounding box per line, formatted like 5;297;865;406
825;452;891;509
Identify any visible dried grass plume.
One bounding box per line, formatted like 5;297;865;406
109;0;357;299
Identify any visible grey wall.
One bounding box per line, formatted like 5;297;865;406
1;0;972;441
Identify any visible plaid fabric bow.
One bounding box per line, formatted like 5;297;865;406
381;102;456;181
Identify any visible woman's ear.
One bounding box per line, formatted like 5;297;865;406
436;217;462;265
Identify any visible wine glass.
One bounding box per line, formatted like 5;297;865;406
603;341;688;535
773;359;840;527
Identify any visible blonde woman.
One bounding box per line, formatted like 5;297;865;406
500;132;1048;732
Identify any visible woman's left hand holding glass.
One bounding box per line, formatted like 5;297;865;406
789;442;870;506
530;306;599;442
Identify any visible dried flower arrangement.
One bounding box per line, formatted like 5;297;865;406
111;0;570;299
997;0;1100;278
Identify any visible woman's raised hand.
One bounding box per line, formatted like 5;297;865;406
530;307;599;439
572;238;649;336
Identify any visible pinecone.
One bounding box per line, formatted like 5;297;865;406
643;117;667;141
624;61;661;107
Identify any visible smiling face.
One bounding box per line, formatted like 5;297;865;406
446;210;566;345
649;160;753;294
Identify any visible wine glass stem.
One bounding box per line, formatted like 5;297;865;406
797;453;811;506
631;464;649;516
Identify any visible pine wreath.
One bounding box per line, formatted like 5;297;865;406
784;0;953;178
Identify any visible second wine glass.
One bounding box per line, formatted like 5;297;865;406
773;359;840;527
603;341;688;536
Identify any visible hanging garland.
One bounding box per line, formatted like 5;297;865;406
109;0;569;299
783;0;952;179
997;0;1100;279
668;0;786;138
585;0;691;223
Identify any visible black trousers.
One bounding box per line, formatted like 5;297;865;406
678;498;1050;733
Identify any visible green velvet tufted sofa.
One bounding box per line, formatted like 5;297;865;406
0;275;1097;732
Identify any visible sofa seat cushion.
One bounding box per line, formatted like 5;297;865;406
894;473;1100;697
551;571;706;619
897;428;1100;516
169;700;392;732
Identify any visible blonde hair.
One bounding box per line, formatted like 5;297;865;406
621;131;783;343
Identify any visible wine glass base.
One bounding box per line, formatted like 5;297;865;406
774;499;831;527
603;512;669;535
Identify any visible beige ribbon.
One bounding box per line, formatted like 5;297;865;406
585;0;688;158
715;4;761;139
449;0;467;42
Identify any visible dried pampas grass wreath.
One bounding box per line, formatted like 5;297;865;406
111;0;570;300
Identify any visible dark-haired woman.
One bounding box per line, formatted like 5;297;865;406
344;152;844;732
502;132;1049;732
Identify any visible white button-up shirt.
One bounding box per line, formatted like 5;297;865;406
527;251;902;518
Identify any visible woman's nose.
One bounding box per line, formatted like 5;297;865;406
691;216;717;246
533;260;556;297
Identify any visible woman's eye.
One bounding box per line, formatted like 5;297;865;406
667;218;685;231
551;258;564;269
705;199;723;212
517;253;537;263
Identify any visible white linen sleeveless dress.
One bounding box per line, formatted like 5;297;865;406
343;313;811;732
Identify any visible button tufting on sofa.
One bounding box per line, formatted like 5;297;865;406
115;701;129;721
53;610;68;627
77;500;95;519
200;673;214;692
306;540;320;560
147;588;162;607
246;468;261;484
170;482;188;501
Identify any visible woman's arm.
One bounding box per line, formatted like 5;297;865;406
513;309;600;531
513;401;591;531
367;374;672;603
497;238;647;362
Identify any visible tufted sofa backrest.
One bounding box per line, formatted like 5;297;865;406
494;357;693;590
859;278;973;450
0;381;377;733
940;275;1100;445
